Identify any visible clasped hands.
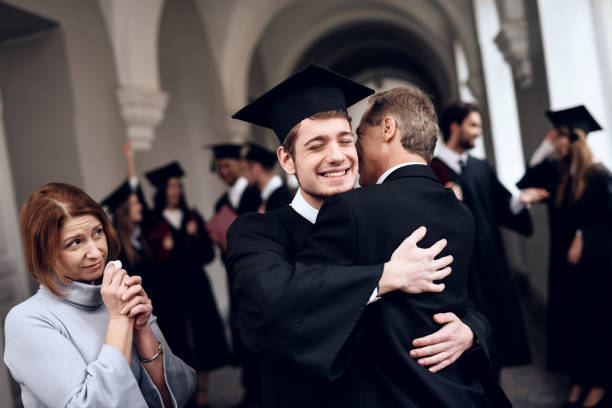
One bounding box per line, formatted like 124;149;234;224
381;226;475;373
101;263;153;331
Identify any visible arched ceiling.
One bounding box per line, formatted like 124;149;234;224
198;0;483;138
292;21;449;107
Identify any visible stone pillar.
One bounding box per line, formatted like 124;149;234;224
473;0;525;191
0;88;30;408
494;0;533;88
98;0;169;150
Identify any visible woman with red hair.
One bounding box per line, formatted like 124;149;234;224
3;182;195;407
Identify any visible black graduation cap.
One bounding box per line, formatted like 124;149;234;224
101;180;132;212
243;143;277;168
232;64;375;142
205;143;243;160
546;105;602;140
145;161;185;188
203;143;243;172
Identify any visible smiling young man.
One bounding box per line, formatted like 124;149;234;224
226;65;499;407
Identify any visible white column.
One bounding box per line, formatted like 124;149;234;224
473;0;525;194
0;88;30;408
452;40;486;159
98;0;169;150
538;0;612;168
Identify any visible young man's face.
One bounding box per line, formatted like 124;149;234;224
282;116;358;203
215;158;242;186
244;160;263;186
457;111;482;150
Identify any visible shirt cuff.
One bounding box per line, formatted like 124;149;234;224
366;285;381;305
509;195;527;215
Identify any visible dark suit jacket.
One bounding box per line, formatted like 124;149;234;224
298;164;507;407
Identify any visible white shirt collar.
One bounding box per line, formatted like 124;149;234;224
261;175;284;201
289;188;319;224
163;208;183;229
228;177;248;209
436;143;469;174
376;162;426;184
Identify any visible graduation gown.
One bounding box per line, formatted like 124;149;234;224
431;156;532;369
297;165;507;408
227;166;501;408
147;209;230;371
214;185;261;215
517;160;612;380
227;205;382;407
264;185;293;212
117;234;158;302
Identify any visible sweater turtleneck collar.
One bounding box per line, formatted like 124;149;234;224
40;279;103;310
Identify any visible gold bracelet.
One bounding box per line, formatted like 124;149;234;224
140;342;163;363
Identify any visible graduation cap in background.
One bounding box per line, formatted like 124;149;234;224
145;161;185;188
101;180;133;212
203;143;243;172
545;105;603;141
243;142;277;168
232;64;375;143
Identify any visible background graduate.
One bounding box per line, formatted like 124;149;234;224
145;162;229;408
101;142;158;300
228;64;499;407
431;101;547;373
208;143;261;217
517;105;612;408
206;143;262;408
242;142;293;213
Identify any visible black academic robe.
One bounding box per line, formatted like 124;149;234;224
147;209;230;371
265;185;293;211
214;185;261;215
214;184;262;402
517;160;612;381
117;234;158;301
297;165;508;408
227;205;382;407
227;167;502;408
431;156;532;369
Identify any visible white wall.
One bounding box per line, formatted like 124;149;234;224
473;0;525;193
538;0;612;168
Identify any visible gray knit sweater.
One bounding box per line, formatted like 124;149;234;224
4;280;195;407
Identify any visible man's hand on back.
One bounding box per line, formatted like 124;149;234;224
410;312;474;373
379;226;453;296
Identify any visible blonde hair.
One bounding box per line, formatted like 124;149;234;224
555;128;594;206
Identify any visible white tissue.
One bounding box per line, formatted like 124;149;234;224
105;260;122;271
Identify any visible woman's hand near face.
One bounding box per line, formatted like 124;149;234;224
101;264;130;319
119;275;153;331
545;127;558;143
